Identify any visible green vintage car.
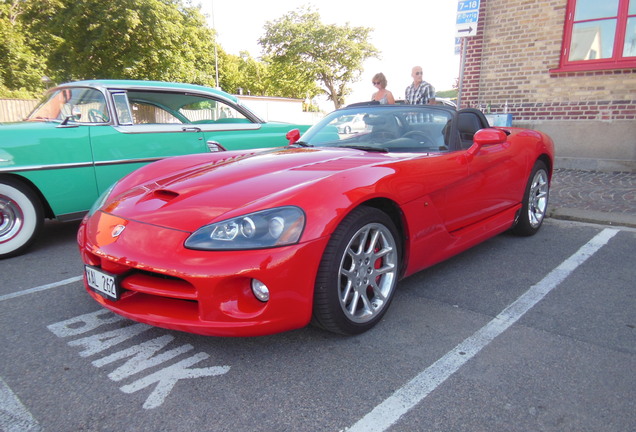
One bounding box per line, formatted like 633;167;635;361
0;80;310;258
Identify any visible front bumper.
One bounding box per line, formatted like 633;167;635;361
78;211;329;337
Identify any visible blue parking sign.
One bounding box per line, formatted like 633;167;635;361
457;0;480;12
456;0;480;37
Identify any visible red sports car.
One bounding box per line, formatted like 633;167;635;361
78;104;554;337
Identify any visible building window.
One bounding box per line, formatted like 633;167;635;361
559;0;636;71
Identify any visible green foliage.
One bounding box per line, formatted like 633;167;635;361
259;6;379;109
436;89;458;99
0;0;218;94
1;1;379;106
218;50;272;96
263;57;321;100
0;0;50;97
217;49;321;101
45;0;217;85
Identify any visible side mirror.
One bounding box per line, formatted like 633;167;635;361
467;128;508;156
58;104;82;126
474;128;508;145
286;128;301;145
72;105;82;120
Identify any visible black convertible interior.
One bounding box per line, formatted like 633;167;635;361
315;105;493;153
456;108;490;149
364;108;490;152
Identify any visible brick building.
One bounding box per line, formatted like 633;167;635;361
459;0;636;172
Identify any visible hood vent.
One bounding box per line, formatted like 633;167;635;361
151;189;180;202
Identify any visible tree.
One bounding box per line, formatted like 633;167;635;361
259;6;379;109
263;55;321;100
216;49;320;103
217;50;271;96
237;53;271;96
44;0;217;85
0;0;50;97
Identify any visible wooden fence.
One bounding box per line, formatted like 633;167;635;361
0;97;322;124
0;99;38;122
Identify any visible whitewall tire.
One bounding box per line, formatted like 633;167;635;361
0;178;43;258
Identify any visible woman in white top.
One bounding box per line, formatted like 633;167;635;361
371;72;395;104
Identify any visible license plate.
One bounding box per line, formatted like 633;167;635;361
85;266;120;301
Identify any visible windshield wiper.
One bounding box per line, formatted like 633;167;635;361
288;141;313;147
337;145;388;153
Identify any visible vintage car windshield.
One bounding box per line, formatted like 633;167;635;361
301;106;454;153
27;87;109;123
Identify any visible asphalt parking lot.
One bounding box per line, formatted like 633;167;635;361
1;218;635;432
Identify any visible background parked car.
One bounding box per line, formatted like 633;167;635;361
331;113;368;134
0;80;310;258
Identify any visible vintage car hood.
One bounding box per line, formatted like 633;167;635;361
104;148;404;231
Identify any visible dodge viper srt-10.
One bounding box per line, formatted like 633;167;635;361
78;103;554;336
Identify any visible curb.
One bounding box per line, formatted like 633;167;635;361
548;207;636;229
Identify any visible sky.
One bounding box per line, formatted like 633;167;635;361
198;0;461;108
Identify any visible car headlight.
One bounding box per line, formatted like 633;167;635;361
88;183;116;217
184;206;305;250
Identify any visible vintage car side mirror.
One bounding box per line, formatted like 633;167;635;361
58;105;82;126
286;128;301;145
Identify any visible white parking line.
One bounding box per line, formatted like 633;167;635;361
0;276;82;302
346;228;619;432
0;276;83;429
0;376;42;432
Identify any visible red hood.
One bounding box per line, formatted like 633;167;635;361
102;147;401;231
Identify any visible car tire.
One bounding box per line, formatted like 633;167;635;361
0;178;44;258
312;206;401;335
512;160;549;236
344;126;351;134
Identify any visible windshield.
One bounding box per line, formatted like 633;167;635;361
300;105;454;153
27;87;109;123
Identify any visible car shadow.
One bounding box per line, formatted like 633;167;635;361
32;219;82;253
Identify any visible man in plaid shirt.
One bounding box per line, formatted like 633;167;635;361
405;66;435;105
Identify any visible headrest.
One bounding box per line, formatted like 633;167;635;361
363;114;387;126
457;113;481;134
